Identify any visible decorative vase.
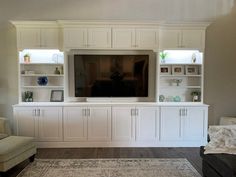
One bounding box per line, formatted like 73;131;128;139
193;95;199;102
24;56;30;63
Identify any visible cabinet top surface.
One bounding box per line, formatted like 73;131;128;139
13;102;209;107
10;20;210;28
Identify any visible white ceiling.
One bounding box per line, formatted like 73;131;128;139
0;0;235;26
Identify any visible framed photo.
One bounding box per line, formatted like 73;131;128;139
185;65;198;75
160;65;171;75
50;90;64;102
172;65;184;75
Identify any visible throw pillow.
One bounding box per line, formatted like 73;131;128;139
204;125;236;154
0;118;6;134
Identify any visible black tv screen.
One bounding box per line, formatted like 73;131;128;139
74;55;149;97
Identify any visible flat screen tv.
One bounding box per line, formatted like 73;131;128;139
74;54;149;97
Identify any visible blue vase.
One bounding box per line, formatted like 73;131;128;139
37;76;48;86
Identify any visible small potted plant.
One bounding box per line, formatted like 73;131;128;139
160;52;168;63
191;91;201;102
24;53;31;63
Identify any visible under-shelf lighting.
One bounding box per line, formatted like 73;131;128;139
19;49;64;64
162;50;203;64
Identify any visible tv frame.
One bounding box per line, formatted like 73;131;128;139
65;50;157;102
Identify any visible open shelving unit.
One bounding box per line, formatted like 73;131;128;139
158;50;203;103
19;50;64;102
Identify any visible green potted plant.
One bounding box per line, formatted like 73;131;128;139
24;53;31;63
191;91;201;102
159;52;168;63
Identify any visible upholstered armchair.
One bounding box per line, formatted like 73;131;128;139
0;117;36;175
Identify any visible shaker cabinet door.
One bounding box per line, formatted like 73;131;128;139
63;28;87;49
88;28;111;48
87;106;111;141
17;28;40;50
183;106;207;141
64;107;87;141
14;107;38;139
38;107;63;142
160;107;183;141
112;28;135;49
112;107;135;141
136;106;159;141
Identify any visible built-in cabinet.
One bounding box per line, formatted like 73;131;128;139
112;106;159;142
64;106;111;141
14;23;59;50
160;106;207;142
159;28;205;51
19;50;64;103
11;21;209;148
63;27;111;50
112;27;158;49
13;105;207;147
14;106;63;141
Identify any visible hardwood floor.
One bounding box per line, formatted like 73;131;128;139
6;147;203;177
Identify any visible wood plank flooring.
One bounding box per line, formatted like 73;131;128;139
6;147;203;177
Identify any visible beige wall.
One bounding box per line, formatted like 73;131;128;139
205;5;236;124
0;24;18;125
0;1;236;125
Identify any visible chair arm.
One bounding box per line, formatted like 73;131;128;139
0;117;12;135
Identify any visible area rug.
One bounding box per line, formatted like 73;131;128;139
17;158;201;177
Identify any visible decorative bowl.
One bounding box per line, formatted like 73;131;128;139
37;76;48;86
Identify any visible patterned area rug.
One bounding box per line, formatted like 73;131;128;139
17;158;201;177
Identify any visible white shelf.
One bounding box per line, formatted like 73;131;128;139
160;63;202;65
21;74;64;77
20;63;64;65
160;86;201;89
22;86;64;89
160;75;201;77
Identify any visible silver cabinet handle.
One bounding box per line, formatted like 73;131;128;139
83;109;86;116
180;108;185;116
87;108;90;117
37;109;40;116
179;109;182;116
33;109;36;116
135;109;138;116
185;108;188;116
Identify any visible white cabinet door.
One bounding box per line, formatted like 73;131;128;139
64;28;87;49
159;29;180;49
160;107;183;141
136;28;158;49
41;28;59;49
38;107;63;141
136;106;159;141
112;107;135;141
14;107;38;139
183;106;207;141
17;28;59;50
112;28;135;49
88;28;111;49
88;107;111;141
182;30;205;50
159;29;205;50
64;107;87;141
17;28;40;49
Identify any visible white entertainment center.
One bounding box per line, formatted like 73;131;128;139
11;21;209;147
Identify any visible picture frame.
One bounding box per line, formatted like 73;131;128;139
160;65;171;75
185;65;198;75
172;65;184;75
50;90;64;102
